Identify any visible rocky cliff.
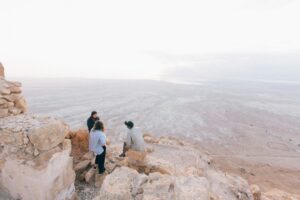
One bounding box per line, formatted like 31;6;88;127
0;65;76;200
70;130;300;200
0;63;27;118
0;64;299;200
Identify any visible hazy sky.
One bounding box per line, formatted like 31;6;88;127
1;0;300;80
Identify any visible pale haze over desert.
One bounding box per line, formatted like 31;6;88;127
1;0;300;199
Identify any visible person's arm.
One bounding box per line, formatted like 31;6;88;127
87;119;92;132
99;133;106;146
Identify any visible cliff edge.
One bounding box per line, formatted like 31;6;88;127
0;64;76;200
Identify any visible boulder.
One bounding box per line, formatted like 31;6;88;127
69;129;89;160
85;168;96;184
262;189;300;200
127;150;146;164
0;115;76;200
144;155;175;175
82;152;94;160
142;173;175;200
143;134;159;144
0;62;4;78
96;166;211;200
206;169;254;200
96;167;140;200
0;65;27;118
250;185;261;200
15;97;27;112
95;174;106;188
27;120;68;151
74;160;90;172
174;176;210;200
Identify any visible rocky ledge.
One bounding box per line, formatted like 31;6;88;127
68;130;300;200
0;114;76;200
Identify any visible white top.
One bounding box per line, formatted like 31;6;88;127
126;127;146;151
89;130;106;155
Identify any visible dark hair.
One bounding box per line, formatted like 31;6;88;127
93;120;104;131
91;111;97;116
124;121;134;129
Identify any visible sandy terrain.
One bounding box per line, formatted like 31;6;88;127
20;78;300;194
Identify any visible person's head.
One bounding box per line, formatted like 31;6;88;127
91;111;98;119
93;120;104;131
124;121;134;129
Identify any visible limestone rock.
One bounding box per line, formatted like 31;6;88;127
8;107;22;115
96;166;220;200
82;152;94;161
0;108;8;117
0;98;7;105
206;169;254;200
143;133;159;144
69;129;89;161
262;189;300;200
0;62;4;78
250;185;261;200
95;174;106;188
92;134;257;200
15;97;27;111
96;167;140;200
10;86;22;93
74;160;90;172
174;176;210;200
142;173;175;200
127;150;146;164
85;168;96;184
0;65;27;118
0;88;10;95
145;155;175;175
0;114;76;200
27;120;68;151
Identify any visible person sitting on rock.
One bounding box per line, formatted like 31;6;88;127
119;121;146;157
87;111;99;132
89;120;106;174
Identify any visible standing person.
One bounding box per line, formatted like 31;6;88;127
87;111;99;132
119;121;146;157
89;120;106;174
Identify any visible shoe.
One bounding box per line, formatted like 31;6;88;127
119;153;125;157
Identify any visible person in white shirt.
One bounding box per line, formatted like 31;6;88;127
89;120;106;174
119;121;146;157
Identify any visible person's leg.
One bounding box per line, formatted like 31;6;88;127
102;146;106;171
98;147;106;174
95;155;100;170
119;142;128;157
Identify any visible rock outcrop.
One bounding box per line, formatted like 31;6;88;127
0;63;4;78
261;189;300;200
0;64;27;118
0;114;76;200
87;135;254;200
86;134;300;200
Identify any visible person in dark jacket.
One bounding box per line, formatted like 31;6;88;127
87;111;99;132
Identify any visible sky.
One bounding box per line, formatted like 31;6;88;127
1;0;300;80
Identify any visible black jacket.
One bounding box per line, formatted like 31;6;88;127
87;116;99;132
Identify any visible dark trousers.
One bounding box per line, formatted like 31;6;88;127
95;146;106;174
